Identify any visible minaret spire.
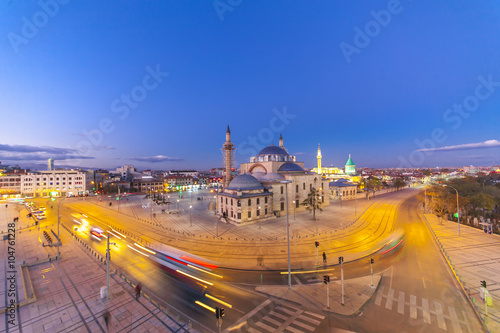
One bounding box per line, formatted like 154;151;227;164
222;125;236;188
279;133;284;148
317;144;322;174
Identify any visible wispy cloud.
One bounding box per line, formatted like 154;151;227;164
417;140;500;153
0;144;94;162
0;144;76;154
129;155;182;163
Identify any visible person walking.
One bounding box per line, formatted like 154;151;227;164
323;252;327;264
103;310;110;332
135;283;142;300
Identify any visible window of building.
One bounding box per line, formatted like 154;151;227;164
303;183;305;190
281;186;284;194
248;211;251;218
237;212;241;219
265;208;268;215
281;202;284;211
296;184;299;193
231;199;233;206
265;197;268;204
256;198;260;205
256;209;260;217
310;184;312;191
237;200;241;207
225;198;228;204
248;199;251;206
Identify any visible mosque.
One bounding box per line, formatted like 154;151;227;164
219;127;329;225
311;144;361;183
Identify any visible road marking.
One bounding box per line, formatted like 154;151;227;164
410;295;417;319
422;298;431;324
293;276;303;285
389;267;394;290
224;299;271;333
421;277;427;289
397;291;405;314
247;328;261;333
292;319;315;331
298;314;321;326
304;311;325;320
270;310;288;321
434;302;447;330
277;306;295;316
276;309;304;333
375;286;384;306
418;260;422;270
256;321;275;332
263;315;281;327
448;306;462;333
284;326;303;333
385;288;394;310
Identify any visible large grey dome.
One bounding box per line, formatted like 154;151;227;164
227;174;263;190
251;171;266;180
278;162;304;172
257;146;289;156
261;172;285;182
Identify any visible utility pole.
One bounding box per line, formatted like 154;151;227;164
323;275;330;308
339;256;345;305
370;258;374;287
315;241;319;267
106;234;116;301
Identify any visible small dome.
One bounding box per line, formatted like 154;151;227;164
257;145;289;156
251;171;266;180
261;172;285;182
227;174;263;190
345;154;355;166
278;162;304;172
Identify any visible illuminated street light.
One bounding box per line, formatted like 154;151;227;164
281;179;292;288
442;184;460;237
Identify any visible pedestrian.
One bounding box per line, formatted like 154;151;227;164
135;282;142;300
103;310;110;331
5;204;8;208
323;252;327;264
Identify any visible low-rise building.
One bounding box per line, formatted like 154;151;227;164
21;170;86;197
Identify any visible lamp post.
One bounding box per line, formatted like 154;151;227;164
292;200;296;220
189;205;193;227
106;234;116;301
56;196;67;260
443;184;460;237
281;180;292;288
176;199;179;211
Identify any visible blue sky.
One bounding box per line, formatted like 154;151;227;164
1;1;500;171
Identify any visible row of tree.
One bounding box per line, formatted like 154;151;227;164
424;175;500;226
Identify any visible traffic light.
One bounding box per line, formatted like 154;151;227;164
338;256;344;264
315;241;319;247
481;280;487;288
215;307;220;319
371;258;374;264
323;275;330;284
220;308;225;317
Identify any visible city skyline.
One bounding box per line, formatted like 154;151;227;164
2;1;500;170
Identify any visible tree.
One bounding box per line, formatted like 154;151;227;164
301;187;323;221
393;178;406;191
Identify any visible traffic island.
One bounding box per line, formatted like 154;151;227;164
256;274;381;316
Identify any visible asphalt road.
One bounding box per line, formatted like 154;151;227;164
25;192;484;332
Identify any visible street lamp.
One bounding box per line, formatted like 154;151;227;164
442;184;460;237
189;205;193;227
56;196;67;260
292;200;296;220
281;180;292;288
176;199;179;211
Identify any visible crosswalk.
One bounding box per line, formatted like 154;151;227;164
374;286;473;332
245;303;325;333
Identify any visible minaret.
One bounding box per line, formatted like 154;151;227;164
317;144;322;174
279;133;284;148
221;125;236;188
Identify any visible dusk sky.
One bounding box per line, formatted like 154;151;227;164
1;1;500;171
